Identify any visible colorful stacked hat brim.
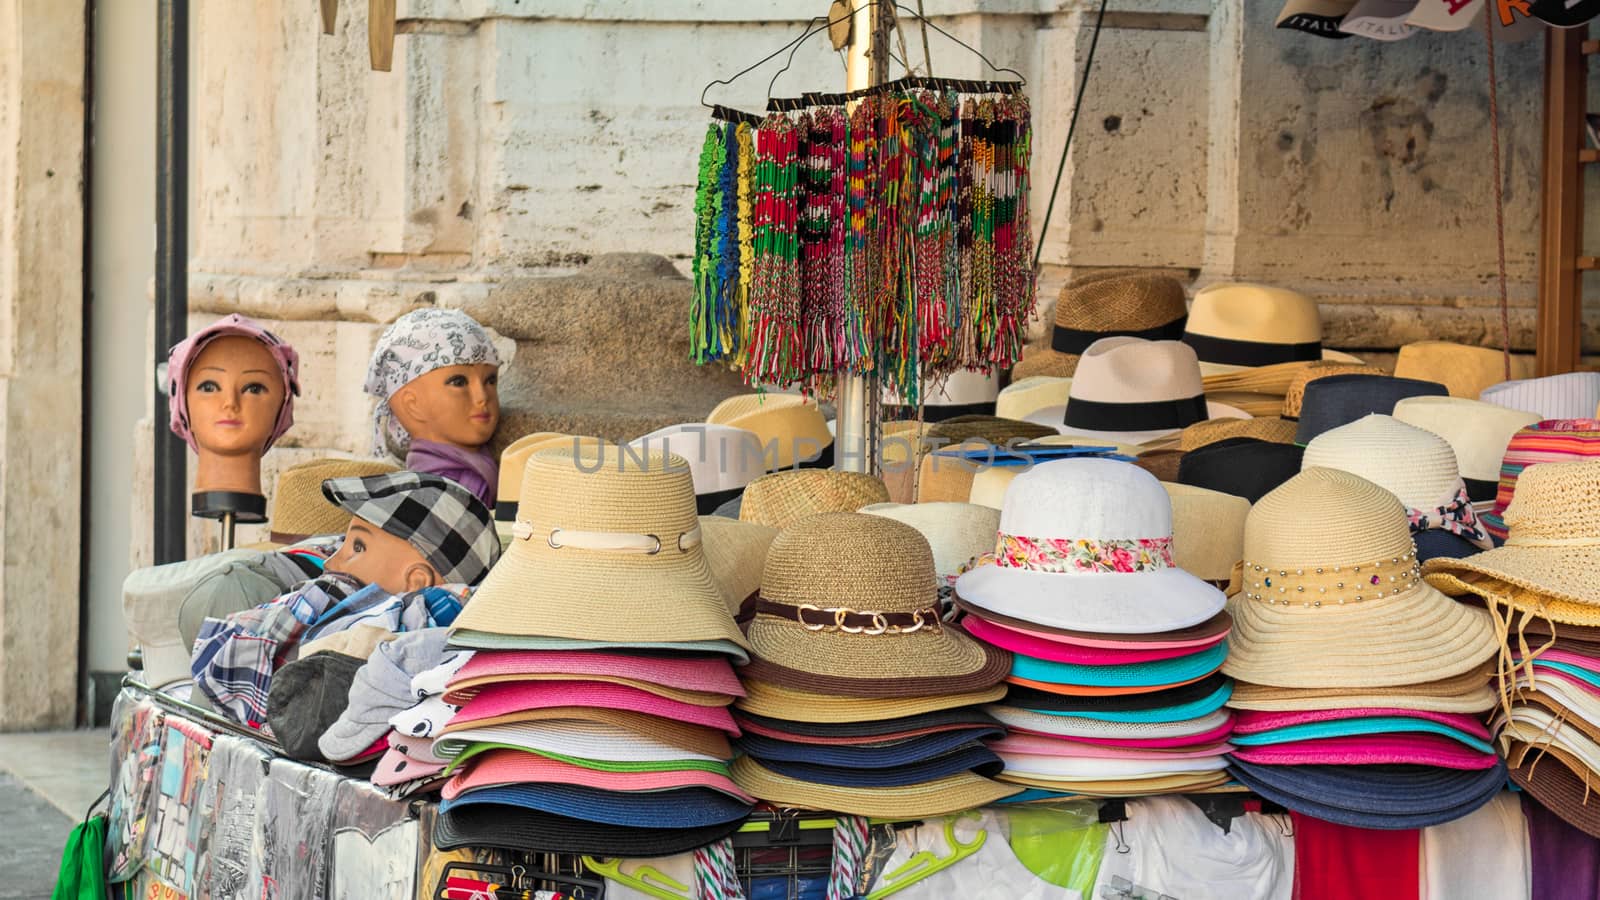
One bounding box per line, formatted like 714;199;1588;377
451;681;739;734
958;566;1226;635
989;733;1233;759
737;728;1004;768
1008;640;1228;689
1226;759;1506;830
1226;664;1496;714
441;742;731;777
444;649;744;705
739;621;1010;698
755;744;1005;788
1508;744;1600;839
440;780;750;829
731;706;1000;741
729;756;1020;815
1003;678;1234;723
434;803;746;856
964;614;1225;664
736;679;1006;724
985;705;1234;744
437;705;732;760
447;630;750;662
1228;733;1498;769
431;721;726;764
954;600;1232;649
997;752;1228;780
440;748;754;803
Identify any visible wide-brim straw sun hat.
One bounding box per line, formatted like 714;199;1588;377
1481;371;1600;421
1278;363;1388;419
1292;374;1449;445
1181;283;1364;374
738;468;889;529
494;434;608;542
268;457;400;543
1222;467;1497;689
1425;459;1600;625
956;458;1226;634
1225;758;1506;830
1012;271;1190;381
435;706;732;760
1391;396;1541;501
741;513;1008;698
996;377;1073;421
628;423;766;513
710;393;833;471
1226;662;1495;713
859;502;1000;579
729;756;1019;816
452;445;749;654
1176;416;1297;452
735;677;1006;724
1023;337;1252;445
699;515;777;616
1393;340;1535;399
1478;419;1600;540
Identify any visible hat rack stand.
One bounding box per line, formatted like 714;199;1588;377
191;489;267;551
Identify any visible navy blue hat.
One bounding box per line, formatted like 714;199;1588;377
735;727;1003;769
1005;675;1233;723
441;782;750;830
1178;438;1304;504
755;743;1003;788
1226;759;1506;829
1293;375;1448;446
434;804;745;856
1412;528;1486;564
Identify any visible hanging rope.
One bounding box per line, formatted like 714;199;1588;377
1482;10;1512;380
1032;0;1111;270
827;815;872;900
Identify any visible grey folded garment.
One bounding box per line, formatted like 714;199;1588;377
318;627;454;762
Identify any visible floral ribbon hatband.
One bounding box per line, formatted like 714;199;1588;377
994;533;1175;574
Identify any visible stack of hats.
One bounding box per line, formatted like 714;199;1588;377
1221;467;1504;829
730;513;1020;816
1391;396;1541;512
1425;459;1600;838
1302;414;1494;562
432;446;756;856
1476;419;1600;542
954;458;1236;798
1012;271;1190;380
1481;371;1600;420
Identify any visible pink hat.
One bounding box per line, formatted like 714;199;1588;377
989;733;1234;760
1517;648;1600;674
962;615;1221;665
963;610;1231;651
1232;707;1490;740
440;748;755;804
445;650;744;704
451;680;740;735
373;731;448;787
166;313;300;452
1228;733;1500;769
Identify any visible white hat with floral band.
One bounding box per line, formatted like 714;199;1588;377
954;457;1226;634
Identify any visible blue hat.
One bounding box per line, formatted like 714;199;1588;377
1294;375;1448;445
1229;717;1494;754
441;782;750;830
735;727;1003;769
1010;641;1227;689
753;743;1003;788
1226;759;1506;829
1412;528;1486;564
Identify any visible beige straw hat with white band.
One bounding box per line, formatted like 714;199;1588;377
495;433;608;544
956;458;1227;634
738;469;889;529
1226;662;1496;713
452;445;749;654
1221;467;1497;689
996;377;1073;421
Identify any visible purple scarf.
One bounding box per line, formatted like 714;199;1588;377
403;439;497;509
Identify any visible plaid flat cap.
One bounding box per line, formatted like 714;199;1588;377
322;472;499;586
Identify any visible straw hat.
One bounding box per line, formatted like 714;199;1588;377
710;393;833;471
1391;396;1541;502
1227;662;1495;713
1162;483;1249;583
1221;467;1497;688
628;424;766;513
1280;363;1388;419
1182;283;1363;374
738;469;889;529
268;458;399;542
917;440;992;504
1177;417;1297;452
735;677;1006;723
1425;460;1600;624
740;513;1009;698
700;515;777;616
927;415;1057;446
1509;745;1600;839
1481;371;1600;421
956;458;1226;634
1012;272;1189;381
859;502;1001;578
878;419;931;503
1023;338;1252;445
1292;374;1448;445
1302;415;1463;510
996;377;1072;421
1479;419;1600;540
1393;341;1534;399
729;756;1018;816
495;433;608;543
452;446;749;654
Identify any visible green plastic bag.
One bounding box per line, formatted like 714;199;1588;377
51;813;110;900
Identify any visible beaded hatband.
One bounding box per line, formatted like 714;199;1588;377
1240;549;1423;607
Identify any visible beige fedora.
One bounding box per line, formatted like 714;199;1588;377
699;515;777;616
738;469;889;529
1012;272;1189;381
1184;283;1363;378
1163;482;1250;583
267;457;400;544
1393;341;1535;399
996;376;1072;421
860;502;1001;578
1024;337;1251;445
710;393;832;471
452;445;750;654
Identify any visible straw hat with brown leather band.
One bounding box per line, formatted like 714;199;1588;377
729;756;1020;817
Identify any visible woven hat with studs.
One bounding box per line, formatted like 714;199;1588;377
1182;283;1363;374
1013;272;1190;381
738;469;889;530
1391;396;1540;504
709;393;833;471
1393;341;1535;399
451;445;750;656
1023;338;1252;445
740;512;1009;698
269;458;398;544
1222;467;1497;689
956;458;1227;634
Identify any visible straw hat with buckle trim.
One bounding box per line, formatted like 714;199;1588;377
452;445;750;655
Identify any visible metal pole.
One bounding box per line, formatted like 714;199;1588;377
836;1;892;474
154;0;189;564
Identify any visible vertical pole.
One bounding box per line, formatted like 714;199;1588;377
836;1;892;474
154;0;189;563
1535;26;1585;377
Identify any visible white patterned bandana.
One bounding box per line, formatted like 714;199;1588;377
364;309;501;457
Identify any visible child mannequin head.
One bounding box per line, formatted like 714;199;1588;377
364;309;502;459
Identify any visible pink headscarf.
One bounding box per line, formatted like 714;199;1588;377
166;314;301;452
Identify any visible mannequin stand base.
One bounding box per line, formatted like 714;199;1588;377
192;491;267;551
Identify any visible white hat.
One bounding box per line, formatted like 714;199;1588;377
1407;0;1482;30
1024;338;1250;445
859;502;1000;578
967;435;1146;509
123;549;262;689
954;458;1226;634
996;376;1071;421
1480;371;1600;421
1391;396;1541;494
628;424;765;496
1339;0;1421;40
883;369;999;408
1302;414;1461;510
1182;283;1364;373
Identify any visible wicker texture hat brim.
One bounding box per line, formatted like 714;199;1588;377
271;458;399;538
738;640;1010;699
732;706;1001;741
433;804;745;856
734;678;1005;724
739;469;890;529
1226;663;1495;713
434;706;732;759
1011;349;1081;381
1221;584;1498;689
995;771;1232;796
729;756;1019;816
1508;745;1600;840
1178;416;1298;452
1426;547;1600;623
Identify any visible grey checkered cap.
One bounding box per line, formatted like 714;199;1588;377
321;471;500;586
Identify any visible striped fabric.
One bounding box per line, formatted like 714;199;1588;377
1480;371;1600;420
1484;419;1600;540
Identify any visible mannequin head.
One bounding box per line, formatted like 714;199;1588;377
186;336;288;494
324;514;441;594
388;363;500;450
